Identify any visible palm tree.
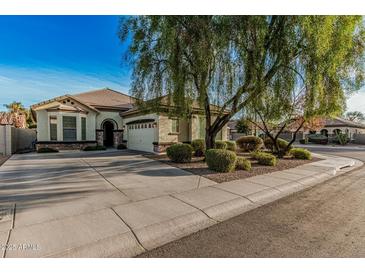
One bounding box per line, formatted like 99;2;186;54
3;101;26;114
3;101;34;128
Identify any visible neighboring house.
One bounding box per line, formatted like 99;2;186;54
303;117;365;139
227;119;265;140
31;88;227;153
227;117;365;142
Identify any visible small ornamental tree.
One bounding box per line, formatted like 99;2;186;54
236;118;251;134
345;111;365;122
120;16;365;150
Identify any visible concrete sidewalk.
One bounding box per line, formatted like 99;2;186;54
0;151;360;257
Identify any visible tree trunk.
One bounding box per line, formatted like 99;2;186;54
205;129;217;150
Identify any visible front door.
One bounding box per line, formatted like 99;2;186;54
103;121;114;147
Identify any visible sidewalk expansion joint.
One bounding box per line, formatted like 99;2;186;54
110;207;146;252
210;186;257;204
168;195;219;223
2;203;16;258
196;176;202;189
80;158;129;198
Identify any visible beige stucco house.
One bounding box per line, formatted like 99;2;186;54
31;88;227;153
303;117;365;139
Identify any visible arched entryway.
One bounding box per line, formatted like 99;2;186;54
103;120;115;147
320;129;328;137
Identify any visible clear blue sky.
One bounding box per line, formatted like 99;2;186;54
0;15;131;111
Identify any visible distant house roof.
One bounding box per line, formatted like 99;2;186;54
72;88;134;110
324;117;365;129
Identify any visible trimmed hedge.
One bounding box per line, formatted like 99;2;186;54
290;148;312;160
191;139;206;157
299;139;308;144
117;143;127;150
83;145;107;151
264;137;292;152
166;143;193;163
236;135;263;152
37;147;59;153
214;140;227;150
235;156;251;171
251;151;277;166
205;149;237;173
225;141;237;152
307;134;328;144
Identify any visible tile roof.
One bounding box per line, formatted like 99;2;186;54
72;88;134;109
324;117;365;129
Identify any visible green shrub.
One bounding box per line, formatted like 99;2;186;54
117;143;127;150
37;147;59;153
83;145;106;151
205;149;237;173
214;140;227;150
333;133;350;145
235;156;251;171
264;137;292;152
236;135;264;152
166;143;193;163
251;151;277;166
299;139;308;144
191;139;206;157
225;141;237;152
307;134;328;144
290;148;312;160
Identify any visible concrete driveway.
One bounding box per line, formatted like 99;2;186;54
0;150;215;257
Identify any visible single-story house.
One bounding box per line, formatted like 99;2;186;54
300;117;365;140
31;88;227;153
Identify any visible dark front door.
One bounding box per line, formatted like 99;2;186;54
103;121;114;147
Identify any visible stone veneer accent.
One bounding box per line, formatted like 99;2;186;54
153;142;177;153
36;141;97;151
113;130;124;148
96;130;104;146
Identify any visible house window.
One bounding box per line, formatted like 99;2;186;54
171;119;179;133
81;117;86;140
50;116;57;141
63;116;77;141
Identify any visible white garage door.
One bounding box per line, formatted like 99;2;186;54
127;123;156;153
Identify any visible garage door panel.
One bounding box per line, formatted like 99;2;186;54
127;127;155;153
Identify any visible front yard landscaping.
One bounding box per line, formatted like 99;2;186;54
147;153;319;183
146;137;318;183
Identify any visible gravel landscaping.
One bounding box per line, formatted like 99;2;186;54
146;153;319;183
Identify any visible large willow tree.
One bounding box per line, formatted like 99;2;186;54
120;16;365;149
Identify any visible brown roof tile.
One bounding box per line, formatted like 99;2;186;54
324;117;365;129
72;88;134;109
